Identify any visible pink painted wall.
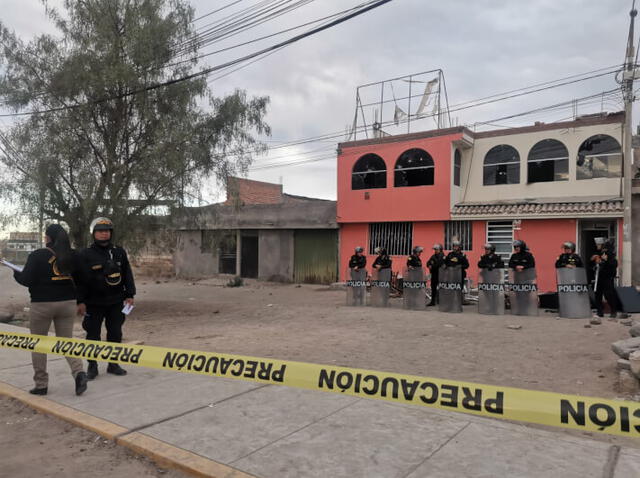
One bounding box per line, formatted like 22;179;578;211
337;133;462;224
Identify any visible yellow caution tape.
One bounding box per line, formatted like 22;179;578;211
1;331;639;438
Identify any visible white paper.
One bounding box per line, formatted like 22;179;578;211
122;304;134;315
1;259;23;273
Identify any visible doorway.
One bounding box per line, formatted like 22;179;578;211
578;219;617;282
240;231;259;278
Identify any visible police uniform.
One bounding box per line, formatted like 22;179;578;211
348;254;366;269
80;241;136;375
555;253;584;268
426;252;444;305
372;253;392;270
478;253;504;270
508;249;535;269
444;250;469;291
590;244;618;318
407;254;422;269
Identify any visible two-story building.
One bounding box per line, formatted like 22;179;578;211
337;112;626;293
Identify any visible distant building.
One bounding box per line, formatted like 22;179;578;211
174;178;338;283
3;231;41;263
337;112;638;291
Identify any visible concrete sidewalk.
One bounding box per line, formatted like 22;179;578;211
1;323;638;478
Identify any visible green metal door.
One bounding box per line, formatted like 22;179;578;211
294;230;338;284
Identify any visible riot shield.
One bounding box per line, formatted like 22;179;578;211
370;268;391;307
477;268;505;315
346;268;367;306
438;266;463;313
403;268;425;310
508;268;539;316
556;267;591;319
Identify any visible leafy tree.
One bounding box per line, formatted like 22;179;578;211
0;0;269;246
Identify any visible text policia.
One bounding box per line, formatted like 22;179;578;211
1;331;639;438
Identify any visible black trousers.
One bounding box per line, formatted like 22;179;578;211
82;303;125;364
430;277;439;304
594;279;618;316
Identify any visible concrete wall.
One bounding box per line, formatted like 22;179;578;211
174;230;217;278
258;230;294;282
462;121;623;203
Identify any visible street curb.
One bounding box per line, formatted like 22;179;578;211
0;381;256;478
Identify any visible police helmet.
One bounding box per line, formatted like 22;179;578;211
412;246;424;254
512;240;524;248
451;240;462;248
354;246;364;253
432;243;443;251
90;217;114;235
562;241;576;252
484;243;496;252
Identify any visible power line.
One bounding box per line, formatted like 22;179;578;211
0;0;392;118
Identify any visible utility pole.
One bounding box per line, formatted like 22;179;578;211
621;5;637;286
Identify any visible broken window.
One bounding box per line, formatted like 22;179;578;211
577;134;622;180
453;149;462;186
527;139;568;183
394;148;434;187
483;145;520;185
352;153;387;190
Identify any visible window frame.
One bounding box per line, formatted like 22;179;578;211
352;153;387;190
576;134;622;180
527;139;569;184
368;222;413;256
394;148;435;188
453;149;461;187
482;144;520;186
444;221;473;251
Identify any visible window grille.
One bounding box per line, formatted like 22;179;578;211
368;222;413;256
444;221;473;250
486;221;514;261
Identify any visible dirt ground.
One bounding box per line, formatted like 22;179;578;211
1;267;638;471
0;396;186;478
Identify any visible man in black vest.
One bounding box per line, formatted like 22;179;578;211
79;217;136;379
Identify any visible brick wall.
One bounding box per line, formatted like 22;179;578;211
224;177;283;206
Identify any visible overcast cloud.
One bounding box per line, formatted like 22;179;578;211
0;0;634;206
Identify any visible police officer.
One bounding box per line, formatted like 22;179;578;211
444;240;469;289
508;240;535;271
349;246;366;270
426;244;445;306
407;246;423;270
372;247;391;270
478;243;505;270
80;218;136;379
590;238;618;318
555;241;583;268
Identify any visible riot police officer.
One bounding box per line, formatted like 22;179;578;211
590;238;618;318
348;246;366;270
372;247;391;270
478;243;505;270
444;240;469;288
555;241;583;268
79;218;136;379
407;246;423;269
426;244;445;306
508;240;535;271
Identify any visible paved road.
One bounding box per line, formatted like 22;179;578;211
0;323;638;478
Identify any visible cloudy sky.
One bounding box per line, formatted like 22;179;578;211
0;0;635;206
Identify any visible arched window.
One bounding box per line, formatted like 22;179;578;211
527;139;568;183
483;145;519;185
394;148;434;187
577;134;622;179
453;149;461;187
352;153;386;190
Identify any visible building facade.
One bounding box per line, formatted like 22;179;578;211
337;112;632;292
175;178;338;284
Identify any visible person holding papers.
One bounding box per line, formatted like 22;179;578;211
79;217;136;380
7;224;88;396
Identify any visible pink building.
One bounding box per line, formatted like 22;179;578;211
337;113;626;293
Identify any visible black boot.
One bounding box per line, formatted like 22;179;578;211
87;361;98;380
75;371;88;396
107;363;127;376
29;387;47;395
